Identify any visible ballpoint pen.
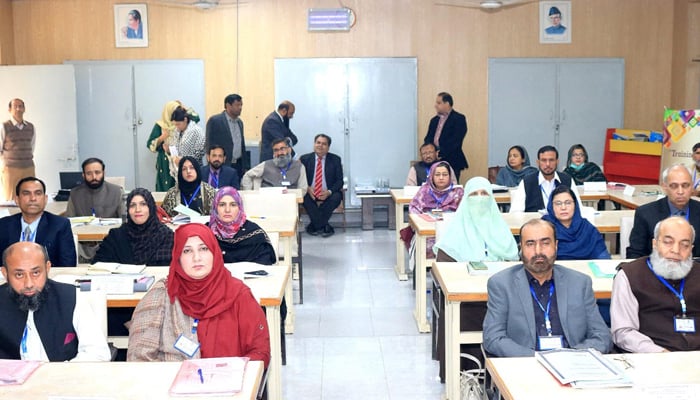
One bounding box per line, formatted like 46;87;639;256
197;368;204;383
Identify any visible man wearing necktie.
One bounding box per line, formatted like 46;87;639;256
0;177;76;267
628;164;700;259
301;134;344;237
200;145;239;189
423;92;468;182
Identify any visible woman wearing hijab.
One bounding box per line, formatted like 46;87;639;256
146;101;200;191
434;176;519;262
495;145;538;187
162;156;216;217
563;144;606;185
210;187;276;264
92;188;174;265
127;223;271;366
542;185;610;260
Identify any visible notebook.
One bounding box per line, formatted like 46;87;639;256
169;357;248;396
0;359;41;385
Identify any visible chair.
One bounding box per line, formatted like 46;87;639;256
267;231;280;263
104;176;126;190
619;215;634;259
487;166;501;184
76;289;118;361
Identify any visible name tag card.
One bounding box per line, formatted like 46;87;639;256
623;185;636;196
538;335;564;351
675;316;696;333
90;276;134;295
583;181;607;192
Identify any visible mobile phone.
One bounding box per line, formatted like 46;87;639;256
245;270;269;276
469;261;488;271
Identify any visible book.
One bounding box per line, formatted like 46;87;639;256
169;357;248;396
89;262;146;274
535;348;633;389
0;359;41;385
467;261;514;276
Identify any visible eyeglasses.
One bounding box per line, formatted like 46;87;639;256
571;152;585;158
552;200;574;208
273;146;289;154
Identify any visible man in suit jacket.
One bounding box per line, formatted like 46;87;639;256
509;145;582;213
627;164;700;259
300;134;343;238
205;94;249;179
260;101;298;162
0;177;76;267
423;92;468;181
200;145;239;189
483;219;611;357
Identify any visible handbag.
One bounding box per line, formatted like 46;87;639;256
460;352;485;400
399;226;414;250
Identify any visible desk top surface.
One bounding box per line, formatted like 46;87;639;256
486;351;700;400
50;264;290;308
409;209;635;235
432;260;621;302
0;360;263;399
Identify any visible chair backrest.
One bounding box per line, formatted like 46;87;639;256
76;289;108;338
105;176;126;190
487;166;501;184
266;231;280;263
619;215;634;259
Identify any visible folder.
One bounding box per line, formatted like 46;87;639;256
78;275;155;293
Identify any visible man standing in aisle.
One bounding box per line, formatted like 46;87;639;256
1;99;36;201
627;164;700;259
301;134;343;238
205;94;249;179
509;145;581;213
423;92;468;182
611;216;700;353
260;101;298;162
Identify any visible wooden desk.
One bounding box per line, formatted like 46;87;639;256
51;264;289;400
0;360;264;399
486;351;700;400
432;260;619;400
408;210;631;333
390;188;413;281
358;192;395;230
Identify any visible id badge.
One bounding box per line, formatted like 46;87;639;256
674;316;696;333
174;334;200;357
281;180;291;187
538;335;564;351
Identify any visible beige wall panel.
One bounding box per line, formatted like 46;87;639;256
0;0;15;65
7;0;683;180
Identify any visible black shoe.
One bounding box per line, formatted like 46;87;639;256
306;224;320;236
321;224;335;238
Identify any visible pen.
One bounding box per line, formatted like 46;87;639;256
197;368;204;383
248;216;266;219
91;207;96;217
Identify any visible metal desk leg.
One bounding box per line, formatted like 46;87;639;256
444;300;460;400
394;203;408;281
282;237;295;334
265;305;282;400
413;233;431;333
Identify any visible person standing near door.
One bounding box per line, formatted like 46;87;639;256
1;99;36;201
260;101;298;162
205;94;249;180
423;92;468;182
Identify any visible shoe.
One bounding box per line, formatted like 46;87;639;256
321;224;335;238
306;224;320;236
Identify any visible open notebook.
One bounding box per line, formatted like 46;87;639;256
169;357;248;396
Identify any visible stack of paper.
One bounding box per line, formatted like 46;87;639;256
89;262;146;274
169;357;248;396
535;348;633;389
0;360;41;385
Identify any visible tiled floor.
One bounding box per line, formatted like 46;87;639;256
282;228;444;400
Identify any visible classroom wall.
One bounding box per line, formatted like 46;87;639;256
4;0;690;181
0;0;15;65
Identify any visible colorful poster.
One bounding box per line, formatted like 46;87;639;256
661;109;700;178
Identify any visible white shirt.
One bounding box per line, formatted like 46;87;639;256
20;289;111;362
509;171;582;213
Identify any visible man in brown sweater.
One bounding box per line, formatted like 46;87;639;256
0;99;36;201
611;216;700;352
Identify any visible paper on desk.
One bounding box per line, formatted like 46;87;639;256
0;359;41;385
90;218;121;226
535;348;632;388
169;357;248;396
174;204;201;218
583;181;607;192
639;384;700;399
403;185;420;197
69;216;96;226
588;260;621;278
89;262;146;274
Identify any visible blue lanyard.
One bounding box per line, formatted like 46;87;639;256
210;172;219;188
21;229;36;242
694;170;700;190
646;259;688;315
529;282;555;335
279;162;292;180
429;185;451;208
192;319;199;334
21;324;28;357
181;185;201;208
539;180;559;198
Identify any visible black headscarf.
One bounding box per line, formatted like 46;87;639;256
177;156;204;212
126;188;174;264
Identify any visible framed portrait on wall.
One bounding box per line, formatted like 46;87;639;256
540;1;571;44
114;4;148;48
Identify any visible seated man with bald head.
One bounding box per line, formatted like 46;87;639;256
627;164;700;258
612;216;700;352
0;242;110;361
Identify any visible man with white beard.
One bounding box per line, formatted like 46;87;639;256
611;216;700;352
